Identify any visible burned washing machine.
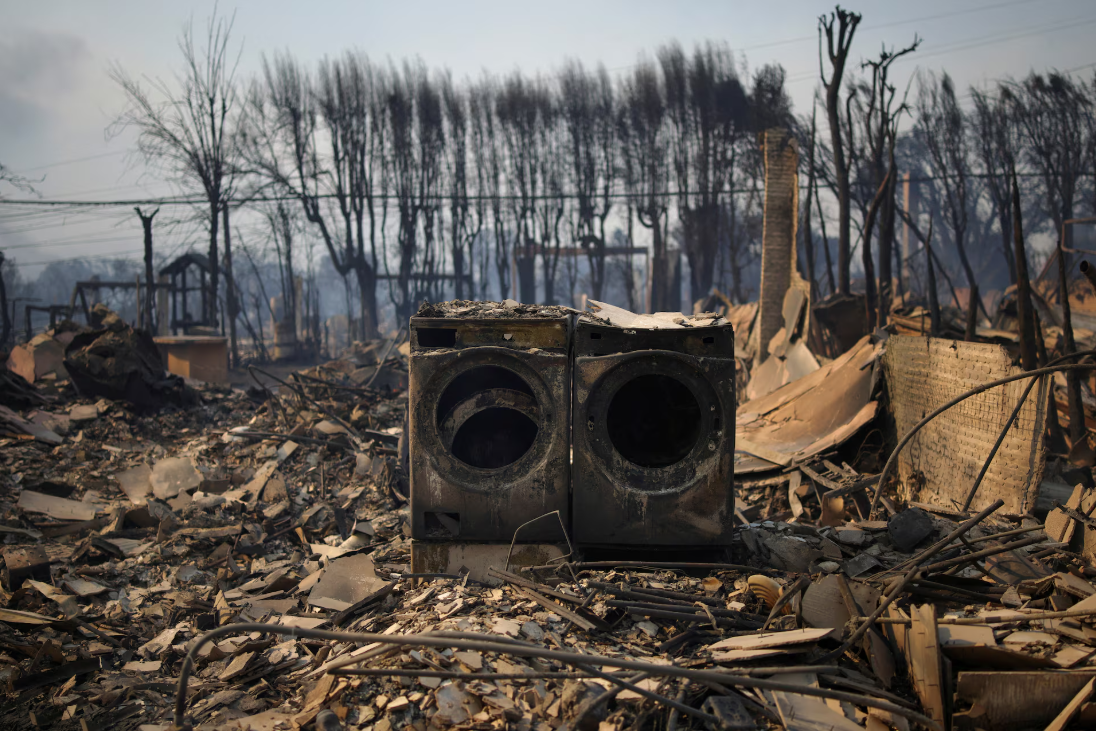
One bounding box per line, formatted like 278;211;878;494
409;307;571;542
571;316;735;546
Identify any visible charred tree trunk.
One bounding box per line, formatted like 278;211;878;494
877;157;897;328
1010;164;1037;372
964;282;979;342
688;203;721;307
819;8;861;295
208;201;220;327
222;206;239;368
815;170;835;296
925;235;941;336
0;252;9;349
860;171;890;328
802;112;818;299
1055;221;1086;446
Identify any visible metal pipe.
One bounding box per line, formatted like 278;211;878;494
824;499;1003;661
173;624;942;731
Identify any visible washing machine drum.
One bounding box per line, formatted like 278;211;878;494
410;346;570;542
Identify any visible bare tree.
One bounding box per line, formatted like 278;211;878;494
1010;163;1037;371
1009;72;1092;248
618;59;670;311
0;164;34;195
917;70;980;337
799;106;819;297
384;62;445;317
1;165;35;347
970;87;1019;285
661;41;749;307
441;77;483;300
1008;72;1091;445
535;92;566;305
496;72;550;302
316;52;387;335
134;207;160;331
560;61;615;301
855;39;918;327
467;80;499;300
0;251;10;349
474;77;515;300
819;6;862;295
240;51;386;339
265;202;297;331
109;11;241;327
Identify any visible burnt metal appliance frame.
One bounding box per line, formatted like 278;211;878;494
409;316;571;543
571;319;735;547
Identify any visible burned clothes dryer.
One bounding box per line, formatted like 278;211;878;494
571;319;735;546
408;313;570;542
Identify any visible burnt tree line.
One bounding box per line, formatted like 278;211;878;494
234;43;792;336
104;9;794;353
9;6;1096;359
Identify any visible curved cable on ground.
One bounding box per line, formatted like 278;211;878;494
173;624;942;730
868;360;1096;518
962;349;1096;510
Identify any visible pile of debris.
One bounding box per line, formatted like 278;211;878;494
4;301;1096;731
64;316;198;412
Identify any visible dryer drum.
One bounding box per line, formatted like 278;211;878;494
581;352;724;493
571;323;735;547
606;373;701;468
437;371;540;469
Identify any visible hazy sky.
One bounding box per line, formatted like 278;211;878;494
2;0;1094;276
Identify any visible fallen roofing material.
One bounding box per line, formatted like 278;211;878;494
736;335;881;474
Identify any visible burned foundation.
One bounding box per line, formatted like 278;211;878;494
408;303;572;542
571;312;736;547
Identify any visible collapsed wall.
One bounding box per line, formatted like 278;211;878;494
882;334;1049;514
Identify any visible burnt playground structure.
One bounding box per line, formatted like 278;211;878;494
407;300;737;572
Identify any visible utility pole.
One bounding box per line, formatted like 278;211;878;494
135;206;159;331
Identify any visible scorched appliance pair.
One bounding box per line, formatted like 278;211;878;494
408;308;735;548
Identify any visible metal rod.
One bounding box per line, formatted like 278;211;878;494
173;624;942;731
824;499;1004;661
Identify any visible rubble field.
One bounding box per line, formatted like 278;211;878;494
2;303;1096;731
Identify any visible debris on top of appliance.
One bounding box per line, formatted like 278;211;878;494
415;299;588;320
583;300;727;329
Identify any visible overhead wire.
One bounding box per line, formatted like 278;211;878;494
752;0;1036;54
785;11;1096;84
10;150;127;173
7;248;146;268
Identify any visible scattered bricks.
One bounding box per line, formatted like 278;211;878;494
2;546;51;590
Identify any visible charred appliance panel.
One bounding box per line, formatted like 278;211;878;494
409;316;571;542
571;320;735;546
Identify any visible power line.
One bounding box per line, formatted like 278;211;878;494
741;0;1037;54
11;151;127;174
785;11;1096;84
0;170;1076;211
